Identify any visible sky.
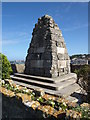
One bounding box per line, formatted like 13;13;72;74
2;2;88;61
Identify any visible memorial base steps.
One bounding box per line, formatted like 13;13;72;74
11;73;81;99
11;73;77;90
13;73;77;83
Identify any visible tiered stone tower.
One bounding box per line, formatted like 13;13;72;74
24;15;70;77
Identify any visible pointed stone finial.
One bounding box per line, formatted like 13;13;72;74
44;14;52;19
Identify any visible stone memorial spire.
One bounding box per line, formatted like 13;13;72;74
24;15;70;78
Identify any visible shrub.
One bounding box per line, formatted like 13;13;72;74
0;53;13;80
74;65;90;102
74;65;90;90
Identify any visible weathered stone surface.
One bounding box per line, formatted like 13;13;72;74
24;15;70;77
11;73;78;96
11;64;25;73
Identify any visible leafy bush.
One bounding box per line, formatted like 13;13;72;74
0;53;12;80
74;65;90;102
74;65;90;91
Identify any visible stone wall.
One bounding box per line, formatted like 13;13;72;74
11;64;25;74
25;15;70;78
0;80;88;119
1;93;65;120
1;93;82;120
1;93;43;119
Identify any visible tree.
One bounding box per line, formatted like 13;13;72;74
0;53;12;80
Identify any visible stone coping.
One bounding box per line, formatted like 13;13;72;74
0;79;90;119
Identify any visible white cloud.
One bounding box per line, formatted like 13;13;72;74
2;40;19;45
3;31;29;38
3;31;31;42
62;24;88;32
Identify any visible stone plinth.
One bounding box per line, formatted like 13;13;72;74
24;15;70;78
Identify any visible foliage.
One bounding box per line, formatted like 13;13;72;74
47;99;55;108
71;105;90;119
0;53;13;80
74;65;90;92
75;65;90;77
37;96;44;103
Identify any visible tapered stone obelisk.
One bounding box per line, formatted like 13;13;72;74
24;15;70;78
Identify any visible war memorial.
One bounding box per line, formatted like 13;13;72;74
25;15;70;78
11;15;80;98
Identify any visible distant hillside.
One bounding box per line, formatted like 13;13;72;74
10;60;25;64
70;54;90;59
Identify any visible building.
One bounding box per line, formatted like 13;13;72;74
71;58;88;65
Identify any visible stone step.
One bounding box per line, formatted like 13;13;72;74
11;75;76;91
41;83;80;97
14;73;77;83
11;75;56;90
13;81;80;100
14;73;54;83
54;73;77;83
13;80;55;94
56;83;81;98
56;79;77;90
66;96;78;103
13;81;65;97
